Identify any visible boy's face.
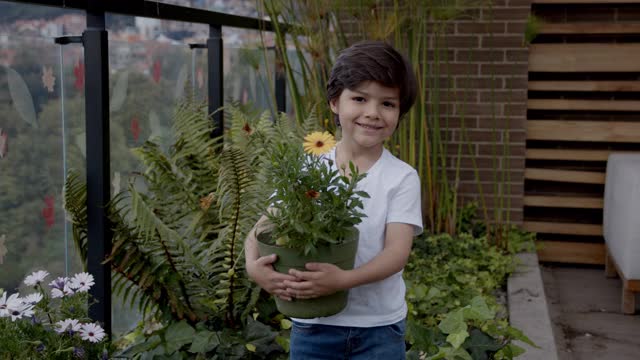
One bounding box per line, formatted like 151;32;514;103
329;81;400;152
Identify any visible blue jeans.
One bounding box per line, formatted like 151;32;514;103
289;319;406;360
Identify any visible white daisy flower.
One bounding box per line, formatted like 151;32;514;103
24;270;49;286
9;303;34;321
79;323;106;343
49;277;68;290
70;272;94;293
55;318;82;334
51;283;75;298
0;293;23;317
22;292;43;305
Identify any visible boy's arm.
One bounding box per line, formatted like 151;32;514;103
245;214;297;301
284;222;414;299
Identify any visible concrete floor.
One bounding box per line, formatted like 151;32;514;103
541;265;640;360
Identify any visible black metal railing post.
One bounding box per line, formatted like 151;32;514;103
83;0;112;336
208;25;223;137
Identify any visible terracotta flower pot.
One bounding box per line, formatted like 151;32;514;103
256;229;359;318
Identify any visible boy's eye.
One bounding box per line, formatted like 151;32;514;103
383;101;396;108
352;97;365;102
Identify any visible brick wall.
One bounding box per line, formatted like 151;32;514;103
435;1;532;225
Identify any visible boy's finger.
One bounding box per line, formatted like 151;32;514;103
255;254;277;265
288;268;312;279
305;262;324;271
283;280;313;290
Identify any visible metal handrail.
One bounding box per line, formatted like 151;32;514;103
13;0;283;30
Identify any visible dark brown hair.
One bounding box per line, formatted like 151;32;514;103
326;40;418;122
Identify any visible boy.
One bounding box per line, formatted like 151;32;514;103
245;40;422;359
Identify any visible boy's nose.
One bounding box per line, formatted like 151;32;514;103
364;104;380;119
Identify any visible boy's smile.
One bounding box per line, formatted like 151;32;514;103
330;81;400;154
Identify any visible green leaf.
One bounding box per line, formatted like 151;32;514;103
188;330;219;354
246;343;257;352
438;308;466;335
446;329;469;349
507;326;538;348
275;335;290;352
495;344;526;359
280;319;292;330
463;329;503;360
165;320;196;353
463;296;495;321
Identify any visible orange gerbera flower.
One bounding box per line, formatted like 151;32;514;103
303;131;336;155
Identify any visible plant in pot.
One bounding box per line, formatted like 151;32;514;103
256;131;369;318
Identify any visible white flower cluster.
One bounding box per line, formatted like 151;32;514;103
55;318;106;343
0;271;96;323
0;292;36;321
47;272;95;298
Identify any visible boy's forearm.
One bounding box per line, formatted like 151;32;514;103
342;245;411;289
341;223;415;290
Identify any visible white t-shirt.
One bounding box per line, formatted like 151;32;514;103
294;146;423;327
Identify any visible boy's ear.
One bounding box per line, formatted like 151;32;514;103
329;98;339;114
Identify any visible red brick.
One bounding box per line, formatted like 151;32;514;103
476;116;526;130
449;156;496;169
464;129;503;142
456;77;503;89
456;49;505;62
478;143;525;157
505;76;528;90
446;143;478;156
503;103;527;116
441;35;480;48
481;63;528;76
439;90;479;103
479;90;527;103
506;49;529;62
456;22;506;34
506;21;528;34
439;63;479;76
481;35;526;48
485;8;531;21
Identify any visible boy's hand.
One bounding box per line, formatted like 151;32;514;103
284;263;349;299
247;254;297;301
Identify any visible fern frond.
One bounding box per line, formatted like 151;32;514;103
301;107;321;135
63;168;88;269
211;146;263;326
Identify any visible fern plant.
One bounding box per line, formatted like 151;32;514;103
63;100;306;358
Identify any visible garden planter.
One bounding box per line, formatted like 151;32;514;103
256;229;359;318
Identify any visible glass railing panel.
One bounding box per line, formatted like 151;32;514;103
223;27;276;115
0;34;86;292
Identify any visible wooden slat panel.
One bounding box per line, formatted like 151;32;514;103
538;23;640;34
524;195;603;208
525;168;605;184
526;121;640;142
524;221;602;235
528;99;640;111
526;149;615;161
537;241;605;265
529;44;640;72
529;81;640;92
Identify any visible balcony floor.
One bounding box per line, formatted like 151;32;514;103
541;265;640;360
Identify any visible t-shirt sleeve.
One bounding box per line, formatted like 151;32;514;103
386;170;423;236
